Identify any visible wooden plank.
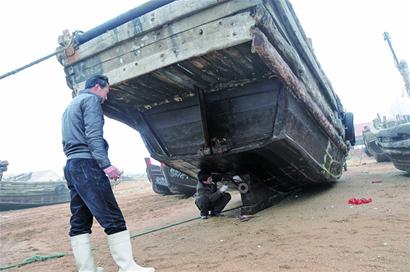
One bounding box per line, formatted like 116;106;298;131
174;63;212;88
168;67;207;90
234;43;271;76
187;57;224;82
252;28;348;154
71;11;255;91
63;0;261;66
221;47;258;76
67;0;260;79
112;85;147;104
64;0;225;65
118;80;165;103
267;0;342;112
132;74;180;98
209;50;248;78
200;54;237;82
254;5;345;135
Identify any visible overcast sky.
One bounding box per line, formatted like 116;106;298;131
0;0;409;176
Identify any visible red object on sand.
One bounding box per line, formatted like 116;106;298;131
348;198;372;205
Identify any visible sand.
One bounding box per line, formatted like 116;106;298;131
1;157;409;271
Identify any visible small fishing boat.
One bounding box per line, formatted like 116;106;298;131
362;127;391;162
377;122;410;173
0;170;70;211
145;158;196;196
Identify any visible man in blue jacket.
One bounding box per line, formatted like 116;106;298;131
62;74;154;272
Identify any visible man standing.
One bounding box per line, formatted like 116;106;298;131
195;170;231;219
62;74;154;272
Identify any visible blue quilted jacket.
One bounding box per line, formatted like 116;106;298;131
62;89;111;169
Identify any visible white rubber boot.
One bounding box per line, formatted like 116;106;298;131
70;233;104;272
108;230;155;272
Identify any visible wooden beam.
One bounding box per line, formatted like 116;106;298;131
138;111;170;157
254;5;345;136
265;0;342;113
251;28;348;154
61;0;260;66
71;11;255;91
197;89;212;155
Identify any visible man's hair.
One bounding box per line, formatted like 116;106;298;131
197;170;211;182
85;74;109;89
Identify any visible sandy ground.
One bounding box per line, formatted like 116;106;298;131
1;154;409;271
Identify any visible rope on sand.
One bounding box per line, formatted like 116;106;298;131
130;205;242;239
0;206;242;271
0;253;66;271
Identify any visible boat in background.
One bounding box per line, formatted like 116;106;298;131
161;163;197;196
145;157;172;195
362;126;391;162
0;170;70;211
376;121;410;173
144;157;197;196
375;33;410;173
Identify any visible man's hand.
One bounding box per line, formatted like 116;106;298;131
104;165;122;181
219;184;228;193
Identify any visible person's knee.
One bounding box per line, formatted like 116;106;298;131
196;195;209;204
224;193;232;201
69;209;93;236
195;196;209;210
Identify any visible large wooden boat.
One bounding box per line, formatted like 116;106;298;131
57;0;355;214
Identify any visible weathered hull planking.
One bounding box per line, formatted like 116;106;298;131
0;181;70;211
377;123;410;173
57;0;354;214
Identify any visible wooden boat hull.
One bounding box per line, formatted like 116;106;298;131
57;0;353;214
145;158;197;196
161;164;197;196
0;181;70;211
362;130;391;162
377;123;410;173
144;79;345;185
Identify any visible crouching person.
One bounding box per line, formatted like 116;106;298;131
62;74;155;272
195;170;231;219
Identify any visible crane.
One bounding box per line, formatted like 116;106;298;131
383;32;410;97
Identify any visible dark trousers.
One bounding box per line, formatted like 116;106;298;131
64;158;126;236
195;193;231;216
